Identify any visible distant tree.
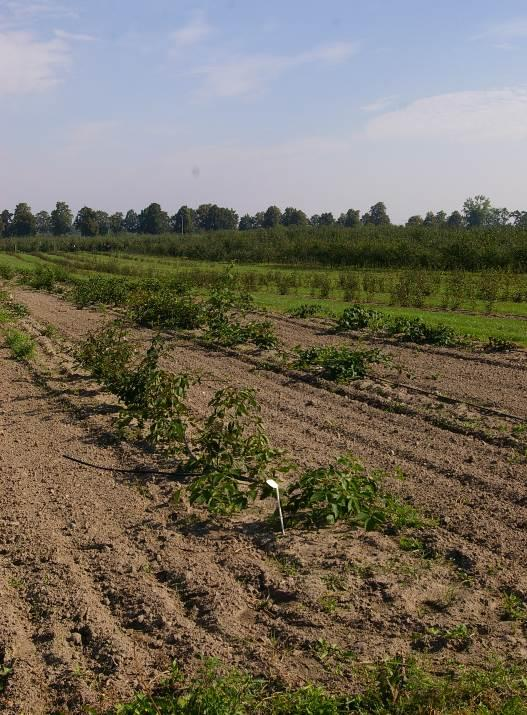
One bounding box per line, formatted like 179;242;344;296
109;212;124;233
511;210;527;228
281;207;308;226
75;207;99;237
310;214;321;227
239;214;256;231
11;203;36;236
262;205;282;228
253;211;265;229
139;203;170;234
487;207;510;227
361;202;390;226
406;215;424;226
123;209;139;233
196;204;238;231
435;210;447;226
423;211;436;227
338;209;361;227
0;210;12;237
447;210;464;228
171;205;195;234
463;195;492;227
50;201;73;236
95;211;110;235
319;212;335;226
35;211;52;234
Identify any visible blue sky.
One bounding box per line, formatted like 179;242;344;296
2;0;527;222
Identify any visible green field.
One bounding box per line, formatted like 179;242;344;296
0;250;526;346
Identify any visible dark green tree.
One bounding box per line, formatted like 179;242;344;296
406;215;424;226
463;195;492;227
0;210;12;237
423;211;436;227
338;209;360;227
319;212;335;226
95;211;110;235
447;210;464;228
11;203;36;236
50;201;73;236
75;207;99;236
35;211;52;234
281;207;308;226
123;209;139;233
109;212;124;233
435;210;447;225
138;203;170;234
262;205;282;228
196;204;238;231
239;214;256;230
361;202;390;226
172;205;195;234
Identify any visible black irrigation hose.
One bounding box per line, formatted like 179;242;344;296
62;453;189;477
62;454;254;483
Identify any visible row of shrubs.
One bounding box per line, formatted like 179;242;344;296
77;324;420;527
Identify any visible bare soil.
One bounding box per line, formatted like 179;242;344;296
1;287;526;713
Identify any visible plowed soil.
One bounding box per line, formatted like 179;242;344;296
1;287;526;714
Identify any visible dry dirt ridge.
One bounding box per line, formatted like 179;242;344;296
0;287;526;714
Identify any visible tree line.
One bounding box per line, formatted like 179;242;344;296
1;196;526;238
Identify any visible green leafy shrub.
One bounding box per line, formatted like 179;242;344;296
294;345;387;382
386;317;460;346
4;329;35;360
76;324;136;394
486;336;517;352
116;337;195;453
285;455;402;529
72;275;131;307
188;388;287;514
289;303;323;318
336;305;384;332
30;265;67;290
128;288;204;330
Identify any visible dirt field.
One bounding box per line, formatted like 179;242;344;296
1;287;526;713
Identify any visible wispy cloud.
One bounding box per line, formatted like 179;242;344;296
193;41;358;98
366;88;527;142
170;11;212;51
361;95;396;113
2;0;78;21
0;29;69;94
54;28;93;42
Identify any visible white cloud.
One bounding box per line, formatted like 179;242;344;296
361;95;396;113
54;28;94;42
193;41;357;98
366;89;527;142
0;29;69;94
2;1;78;21
170;11;212;51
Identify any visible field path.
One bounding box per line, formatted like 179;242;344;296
0;286;526;711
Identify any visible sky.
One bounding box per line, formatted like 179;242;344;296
2;0;527;223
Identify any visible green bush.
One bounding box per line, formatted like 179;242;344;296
128;288;204;330
4;329;35;360
289;303;323;318
188;388;287;514
72;275;131;307
294;345;387;383
335;305;384;332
